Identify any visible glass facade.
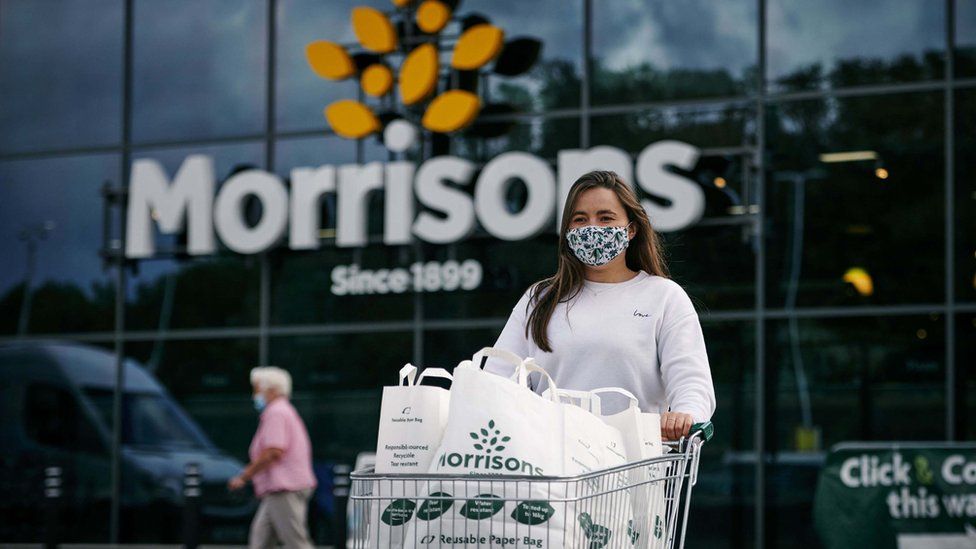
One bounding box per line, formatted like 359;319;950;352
0;0;972;547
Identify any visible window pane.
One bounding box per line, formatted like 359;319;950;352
0;0;123;153
957;89;976;302
0;154;119;334
591;0;757;105
454;116;581;162
274;134;357;179
277;0;579;133
959;313;976;440
765;315;945;547
121;338;258;543
274;0;382;132
266;332;414;542
132;0;267;143
421;237;558;321
464;0;583;112
590;105;758;309
957;0;976;77
765;92;944;307
126;143;265;330
0;343;117;543
688;321;756;549
271;245;416;324
767;0;945;92
269;333;414;460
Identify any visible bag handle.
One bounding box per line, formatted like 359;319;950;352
541;386;640;415
472;347;525;374
400;364;453;387
399;364;418;386
417;367;453;385
589;387;640;415
517;358;560;401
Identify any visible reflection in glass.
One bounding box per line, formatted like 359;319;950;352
959;314;976;440
421;236;558;320
274;134;357;179
126;142;265;330
0;154;119;334
591;0;757;104
767;0;945;92
118;338;258;543
455;116;580;162
765;92;944;307
271;245;415;324
765;315;944;547
0;0;123;153
956;90;976;302
590;105;757;309
275;0;378;132
956;0;976;77
687;321;755;549
85;389;212;450
461;0;583;112
132;0;267;142
269;333;413;460
127;256;261;330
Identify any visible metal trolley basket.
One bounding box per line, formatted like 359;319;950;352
348;422;713;549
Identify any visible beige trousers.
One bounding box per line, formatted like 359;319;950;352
248;487;315;549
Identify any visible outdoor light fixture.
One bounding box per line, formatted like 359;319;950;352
875;167;889;179
819;150;879;163
713;177;727;188
843;267;874;296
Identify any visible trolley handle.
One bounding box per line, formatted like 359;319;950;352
689;421;714;443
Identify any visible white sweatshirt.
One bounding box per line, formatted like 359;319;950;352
484;270;716;422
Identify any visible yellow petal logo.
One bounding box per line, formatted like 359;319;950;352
305;1;541;147
399;43;439;105
325;100;381;139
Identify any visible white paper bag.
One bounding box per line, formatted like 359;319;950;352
408;348;631;549
372;364;452;548
589;387;667;549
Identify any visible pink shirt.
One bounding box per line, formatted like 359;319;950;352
248;398;317;497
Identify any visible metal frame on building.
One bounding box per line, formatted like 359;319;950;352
0;1;973;546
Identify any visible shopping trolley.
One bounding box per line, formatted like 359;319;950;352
348;422;713;548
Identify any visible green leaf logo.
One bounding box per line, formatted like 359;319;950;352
511;500;555;525
470;420;510;453
578;512;612;548
459;494;504;520
380;498;416;526
627;519;639;544
416;492;453;521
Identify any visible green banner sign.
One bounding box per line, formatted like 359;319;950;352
814;443;976;548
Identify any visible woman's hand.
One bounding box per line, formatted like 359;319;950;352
227;474;247;491
661;411;694;441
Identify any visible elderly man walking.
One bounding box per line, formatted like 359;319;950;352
229;366;317;549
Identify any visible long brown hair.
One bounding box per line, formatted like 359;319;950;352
525;170;669;352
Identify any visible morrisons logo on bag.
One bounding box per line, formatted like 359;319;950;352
437;420;544;476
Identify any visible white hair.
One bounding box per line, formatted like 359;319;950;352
250;366;292;397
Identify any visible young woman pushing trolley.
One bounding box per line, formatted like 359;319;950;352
485;170;716;440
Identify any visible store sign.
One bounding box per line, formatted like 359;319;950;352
814;443;976;548
125;140;704;259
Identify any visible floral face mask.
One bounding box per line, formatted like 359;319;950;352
565;224;631;267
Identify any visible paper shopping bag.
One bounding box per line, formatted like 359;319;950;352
371;364;452;548
591;388;667;549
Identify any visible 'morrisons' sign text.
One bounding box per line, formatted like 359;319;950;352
125;141;703;258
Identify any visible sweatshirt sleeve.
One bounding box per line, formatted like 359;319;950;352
482;288;534;378
657;283;716;423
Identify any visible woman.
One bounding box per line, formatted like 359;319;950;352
486;170;715;440
228;366;317;549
